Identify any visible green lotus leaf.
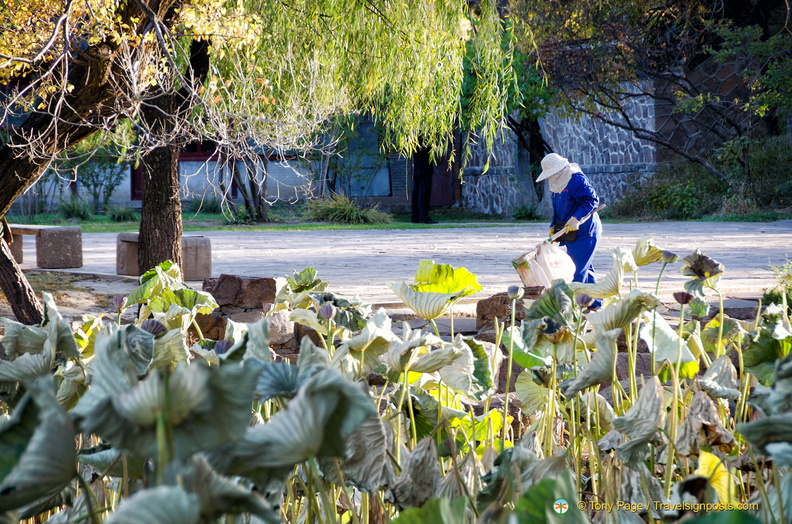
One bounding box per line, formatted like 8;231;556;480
501;321;553;369
390;496;467;524
689;296;711;318
54;362;87;408
332;309;396;377
73;333;259;460
77;446;146;479
104;485;200;524
560;328;622;397
581;289;660;347
569;247;636;299
512;471;587;524
0;347;54;384
743;305;792;385
382;323;445;373
150;303;192;332
73;315;104;358
251;361;319;401
221;368;376;479
296;336;331;370
633;235;666;266
127;261;183;305
123;324;156;374
682;250;725;297
39;293;80;361
515;372;549;414
222;317;272;363
701;314;745;355
408;346;463;374
639;311;699;379
0;377;77;512
0;320;47;360
412;260;483;296
389;282;461;320
580;392;615;432
17;482;77;520
167;454;279;523
152;329;190;368
435;335;495;399
524;280;575;324
700;356;741;400
608;376;664;467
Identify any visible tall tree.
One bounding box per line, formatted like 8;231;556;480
0;0;514;323
509;0;791;193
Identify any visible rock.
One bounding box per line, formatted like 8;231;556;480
194;311;226;340
476;292;531;330
267;309;295;346
207;274;286;310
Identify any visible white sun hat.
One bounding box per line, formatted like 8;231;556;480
536;153;570;182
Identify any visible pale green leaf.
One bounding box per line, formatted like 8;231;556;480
0;377;77;512
681;250;724;297
388;282;459;320
569;247;636;299
559;328;621;397
105;485;200;524
639;311;700;378
342;415;393;493
606;376;663;466
633;235;665;266
700;356;741;400
386;436;441;509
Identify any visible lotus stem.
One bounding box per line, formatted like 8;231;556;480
406;375;418;445
502;297;518;449
77;473;102;524
430;318;441;338
715;287;725;357
655;261;669;296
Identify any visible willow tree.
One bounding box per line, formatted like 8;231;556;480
0;0;513;323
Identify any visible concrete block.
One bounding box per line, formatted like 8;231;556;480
37;226;82;269
8;235;23;263
116;233;212;280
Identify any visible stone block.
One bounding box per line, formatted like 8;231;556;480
37;226;82;269
8;235;23;263
116;233;211;280
209;274;286;310
476;291;538;330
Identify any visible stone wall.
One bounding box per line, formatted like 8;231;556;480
541;82;657;205
460;127;536;217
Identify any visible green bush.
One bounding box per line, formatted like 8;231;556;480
59;196;93;220
305;193;392;224
107;206;139;222
184;195;224;214
512;203;540;221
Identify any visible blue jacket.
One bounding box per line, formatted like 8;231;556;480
551;171;601;240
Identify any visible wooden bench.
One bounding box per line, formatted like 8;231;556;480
116;232;212;281
7;224;83;269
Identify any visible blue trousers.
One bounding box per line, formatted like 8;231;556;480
562;234;602;308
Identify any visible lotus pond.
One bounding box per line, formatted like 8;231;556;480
0;235;790;523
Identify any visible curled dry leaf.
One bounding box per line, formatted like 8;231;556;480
675;390;735;456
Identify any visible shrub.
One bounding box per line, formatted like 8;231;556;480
59;196;93;220
107;206;139;222
304;193;392;224
184;195;224;214
512;203;539;221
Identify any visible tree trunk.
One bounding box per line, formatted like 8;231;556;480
0;239;43;325
138;131;184;275
137;39;209;278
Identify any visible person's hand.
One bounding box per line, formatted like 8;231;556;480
565;216;580;231
548;227;554;238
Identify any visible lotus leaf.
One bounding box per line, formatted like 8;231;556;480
339;415;394;493
222;317;273;363
220;368;376;479
332;308;395;377
436;335;496;399
388;282;463;320
675;390;735;456
0;377;77;512
385;436;441;509
389;496;467;524
633;235;665;266
607;376;663;466
639;310;700;379
104;485;200;524
569;247;636;299
560;328;621;397
390;260;482;320
699;356;740;400
694;451;737;506
382;323;460;373
681;250;724;297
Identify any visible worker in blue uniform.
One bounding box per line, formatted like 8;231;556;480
536;153;603;309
